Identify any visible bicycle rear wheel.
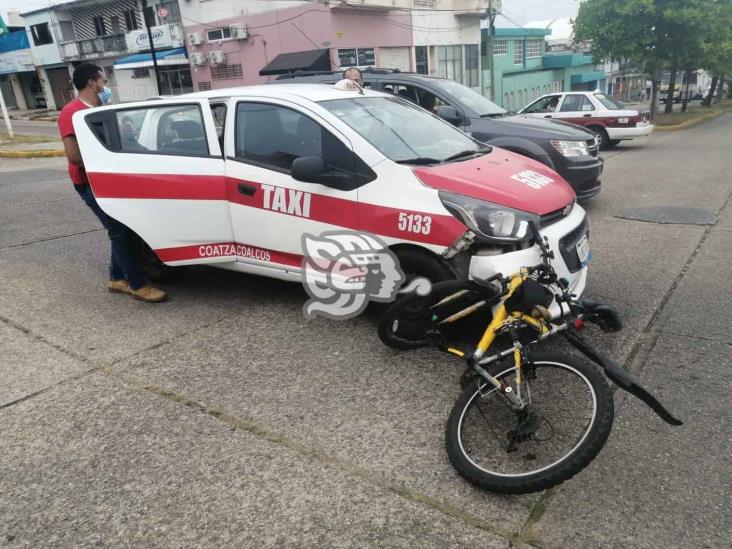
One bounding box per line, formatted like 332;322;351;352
445;350;613;494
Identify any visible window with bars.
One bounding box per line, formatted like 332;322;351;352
413;0;435;7
198;81;212;91
437;45;463;84
207;28;232;41
415;46;428;75
93;15;107;37
526;39;543;58
124;8;138;31
464;44;479;89
211;64;243;80
514;40;524;64
493;40;507;55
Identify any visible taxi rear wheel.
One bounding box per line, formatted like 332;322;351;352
138;239;186;284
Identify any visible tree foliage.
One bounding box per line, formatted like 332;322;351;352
574;0;732;113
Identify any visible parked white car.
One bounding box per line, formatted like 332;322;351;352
73;84;590;314
519;91;654;150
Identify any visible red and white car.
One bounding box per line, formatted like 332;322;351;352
73;84;590;313
519;91;653;150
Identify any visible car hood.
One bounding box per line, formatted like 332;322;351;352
413;148;575;215
472;114;594;139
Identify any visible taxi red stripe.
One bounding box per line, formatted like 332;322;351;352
155;241;302;266
88;172;465;247
89;172;226;200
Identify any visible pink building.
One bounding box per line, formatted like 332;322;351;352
183;3;416;91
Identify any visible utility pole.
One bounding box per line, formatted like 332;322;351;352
485;0;498;101
140;0;162;95
0;85;13;137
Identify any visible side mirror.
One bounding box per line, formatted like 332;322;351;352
291;155;327;184
436;105;462;126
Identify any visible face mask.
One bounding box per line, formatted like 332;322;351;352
98;86;113;105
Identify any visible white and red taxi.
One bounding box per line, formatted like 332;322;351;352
519;91;653;150
73;84;590;308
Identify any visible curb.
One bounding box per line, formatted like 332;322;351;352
0;149;65;158
655;108;732;131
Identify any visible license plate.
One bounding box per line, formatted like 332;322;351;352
576;234;591;266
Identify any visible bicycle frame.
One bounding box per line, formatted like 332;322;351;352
437;269;551;409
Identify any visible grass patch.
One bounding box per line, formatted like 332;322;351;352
0;133;60;146
655;99;732;126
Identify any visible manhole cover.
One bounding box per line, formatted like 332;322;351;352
615;207;717;225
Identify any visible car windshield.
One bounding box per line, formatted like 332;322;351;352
320;97;485;164
431;79;507;116
594;93;625;110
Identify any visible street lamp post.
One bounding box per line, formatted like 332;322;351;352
485;0;498;101
140;0;162;95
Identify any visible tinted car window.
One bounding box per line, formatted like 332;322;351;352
235;102;361;176
594;93;625;110
116;105;209;156
523;95;561;114
321;97;481;163
560;95;594;112
430;78;506;116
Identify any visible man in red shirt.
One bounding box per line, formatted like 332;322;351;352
58;63;165;302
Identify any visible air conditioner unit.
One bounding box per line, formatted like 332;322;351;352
187;32;203;46
230;24;248;40
190;52;207;66
210;50;226;65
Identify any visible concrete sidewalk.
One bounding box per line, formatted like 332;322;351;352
1;116;731;548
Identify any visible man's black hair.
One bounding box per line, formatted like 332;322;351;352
72;63;103;91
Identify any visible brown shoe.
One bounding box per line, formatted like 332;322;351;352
130;284;167;303
108;279;132;295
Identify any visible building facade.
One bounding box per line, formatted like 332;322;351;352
20;0;190;107
0;27;37;110
481;27;606;111
180;0;487;92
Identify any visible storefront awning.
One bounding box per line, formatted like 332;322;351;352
114;47;188;70
259;49;331;76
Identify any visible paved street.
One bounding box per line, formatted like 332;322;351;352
1;119;60;138
1;116;730;548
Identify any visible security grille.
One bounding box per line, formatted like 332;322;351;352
492;40;507;55
211;64;243;80
526;39;543;58
198;81;212;91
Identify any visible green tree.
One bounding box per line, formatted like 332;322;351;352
699;0;732;105
574;0;724;118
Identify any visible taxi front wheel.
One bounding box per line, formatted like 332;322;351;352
394;248;455;290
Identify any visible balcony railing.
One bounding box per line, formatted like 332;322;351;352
60;33;128;60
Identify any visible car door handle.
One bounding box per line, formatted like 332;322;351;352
544;114;552;118
583;113;592;117
238;183;257;196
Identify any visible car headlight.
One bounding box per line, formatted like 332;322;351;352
439;191;538;242
550;140;590;157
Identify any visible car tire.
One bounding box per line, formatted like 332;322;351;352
607;139;621;149
139;239;186;284
589;126;610;150
394;247;455;287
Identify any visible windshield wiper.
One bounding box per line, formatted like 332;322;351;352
395;157;442;165
444;148;489;162
480;112;507;118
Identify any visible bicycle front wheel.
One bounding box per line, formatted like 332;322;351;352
445;350;613;494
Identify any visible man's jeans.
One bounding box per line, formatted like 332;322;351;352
75;184;147;290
